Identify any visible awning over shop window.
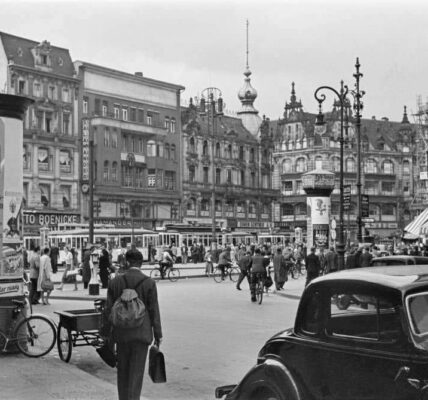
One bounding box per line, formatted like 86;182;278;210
405;208;428;236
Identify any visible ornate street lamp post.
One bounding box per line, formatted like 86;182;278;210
314;81;348;270
200;88;223;251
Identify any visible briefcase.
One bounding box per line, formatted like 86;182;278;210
148;345;166;383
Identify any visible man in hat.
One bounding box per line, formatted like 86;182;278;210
305;247;321;287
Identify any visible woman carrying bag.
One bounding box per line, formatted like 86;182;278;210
38;247;54;305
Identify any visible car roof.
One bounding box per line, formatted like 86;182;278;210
311;265;428;293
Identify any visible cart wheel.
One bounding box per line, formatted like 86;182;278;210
168;268;180;282
150;268;161;280
57;322;72;362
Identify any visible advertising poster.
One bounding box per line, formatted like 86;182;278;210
307;196;331;249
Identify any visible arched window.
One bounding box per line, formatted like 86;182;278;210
103;160;109;181
187;198;196;211
315;156;323;169
189;137;195;153
165;144;170;160
111;162;118;182
331;156;340;171
202;141;208;156
282;159;292;173
225;144;232;159
364;159;378;173
147;140;156;157
296;157;307;173
215;142;221;158
346;158;355;172
170;144;176;160
382;160;394;174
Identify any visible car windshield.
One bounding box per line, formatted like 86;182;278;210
406;291;428;350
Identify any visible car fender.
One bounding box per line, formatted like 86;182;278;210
226;358;302;400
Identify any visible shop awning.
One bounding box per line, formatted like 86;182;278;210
405;208;428;236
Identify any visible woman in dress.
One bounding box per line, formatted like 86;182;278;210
38;247;53;305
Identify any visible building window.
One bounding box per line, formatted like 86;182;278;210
102;101;108;117
296;180;303;194
33;81;41;97
147;113;152;126
122;165;132;187
346;158;355;172
187;198;196;211
138;109;144;123
382;160;394;174
171;145;176;161
61;185;71;209
111;131;118;148
250;148;255;162
203;141;208;156
381;181;394;194
216;168;221;185
48;85;56;100
201;199;210;212
216;143;221;158
282;159;292;173
39;184;50;208
331;157;340;171
251;172;256;188
189;137;195;153
226;169;232;184
165;144;170;159
240;170;245;186
62;88;70;102
365;181;378;195
111;162;118;182
171;118;176;133
23;146;31;170
296;158;307;173
239;146;244;160
135;167;144;188
104;128;110;147
165;171;176;190
114;106;120;119
249;202;256;214
130;107;136;122
188;165;195;182
103;161;109;181
45;112;53;133
62;113;70;135
59;150;71;173
38;148;50;171
365;159;378;174
122;108;128;121
403;160;410;175
164;117;170;131
382;204;395;216
282;181;293;194
147;140;156;157
148;169;156;187
18;80;26;95
203;166;209;183
156;143;164;157
83;98;88;114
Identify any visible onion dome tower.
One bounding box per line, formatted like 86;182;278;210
237;20;262;138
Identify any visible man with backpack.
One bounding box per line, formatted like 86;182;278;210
102;249;162;400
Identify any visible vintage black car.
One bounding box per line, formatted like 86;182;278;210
370;255;428;267
216;265;428;400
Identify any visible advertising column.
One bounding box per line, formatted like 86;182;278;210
0;94;33;298
302;168;335;251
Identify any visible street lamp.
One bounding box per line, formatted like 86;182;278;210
314;80;348;270
200;87;223;251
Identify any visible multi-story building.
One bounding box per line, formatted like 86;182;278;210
74;62;184;229
0;32;81;238
273;83;418;241
180;63;277;232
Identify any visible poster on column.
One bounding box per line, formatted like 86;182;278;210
307;197;330;249
0;117;24;284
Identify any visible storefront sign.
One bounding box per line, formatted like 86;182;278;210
343;185;352;211
82;119;90;182
23;212;80;226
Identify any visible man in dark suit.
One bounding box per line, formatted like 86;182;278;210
324;246;338;274
236;250;252;290
305;247;321;287
103;249;162;400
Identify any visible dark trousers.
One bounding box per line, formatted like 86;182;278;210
250;271;267;299
29;278;40;303
236;269;250;288
305;272;319;287
117;341;149;400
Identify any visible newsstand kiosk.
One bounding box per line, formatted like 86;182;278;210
0;94;33;351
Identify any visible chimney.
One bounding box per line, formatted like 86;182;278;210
371;116;376;120
134;72;143;77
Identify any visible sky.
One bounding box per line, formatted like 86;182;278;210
1;0;428;122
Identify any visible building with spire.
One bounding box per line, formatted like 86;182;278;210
272;83;418;242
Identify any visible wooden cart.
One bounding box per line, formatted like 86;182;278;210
55;299;105;362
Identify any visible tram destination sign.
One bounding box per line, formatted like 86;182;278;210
23;211;80;226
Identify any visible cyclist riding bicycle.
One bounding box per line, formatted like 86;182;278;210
159;247;174;279
249;248;270;302
217;247;232;280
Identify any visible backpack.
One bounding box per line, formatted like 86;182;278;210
110;274;146;329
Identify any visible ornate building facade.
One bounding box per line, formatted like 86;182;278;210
273;83;417;240
0;32;81;238
75;62;184;229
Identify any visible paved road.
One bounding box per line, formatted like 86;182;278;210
36;276;304;400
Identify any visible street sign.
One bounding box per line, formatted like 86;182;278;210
343;185;352;211
361;195;370;218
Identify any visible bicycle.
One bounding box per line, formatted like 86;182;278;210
0;296;57;357
213;263;240;283
150;262;181;282
288;260;306;279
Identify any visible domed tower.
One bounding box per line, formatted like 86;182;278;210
237;20;262;138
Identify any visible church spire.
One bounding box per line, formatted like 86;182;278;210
237;19;261;137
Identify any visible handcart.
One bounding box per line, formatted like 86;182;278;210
54;299;106;362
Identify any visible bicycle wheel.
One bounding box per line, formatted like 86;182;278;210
291;266;299;279
256;280;264;305
150;268;161;280
229;267;240;282
15;315;56;358
168;268;180;282
57;321;72;362
213;267;223;283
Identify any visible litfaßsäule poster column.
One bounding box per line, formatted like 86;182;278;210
0;94;33;298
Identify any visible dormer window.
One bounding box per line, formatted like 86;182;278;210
41;54;48;65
